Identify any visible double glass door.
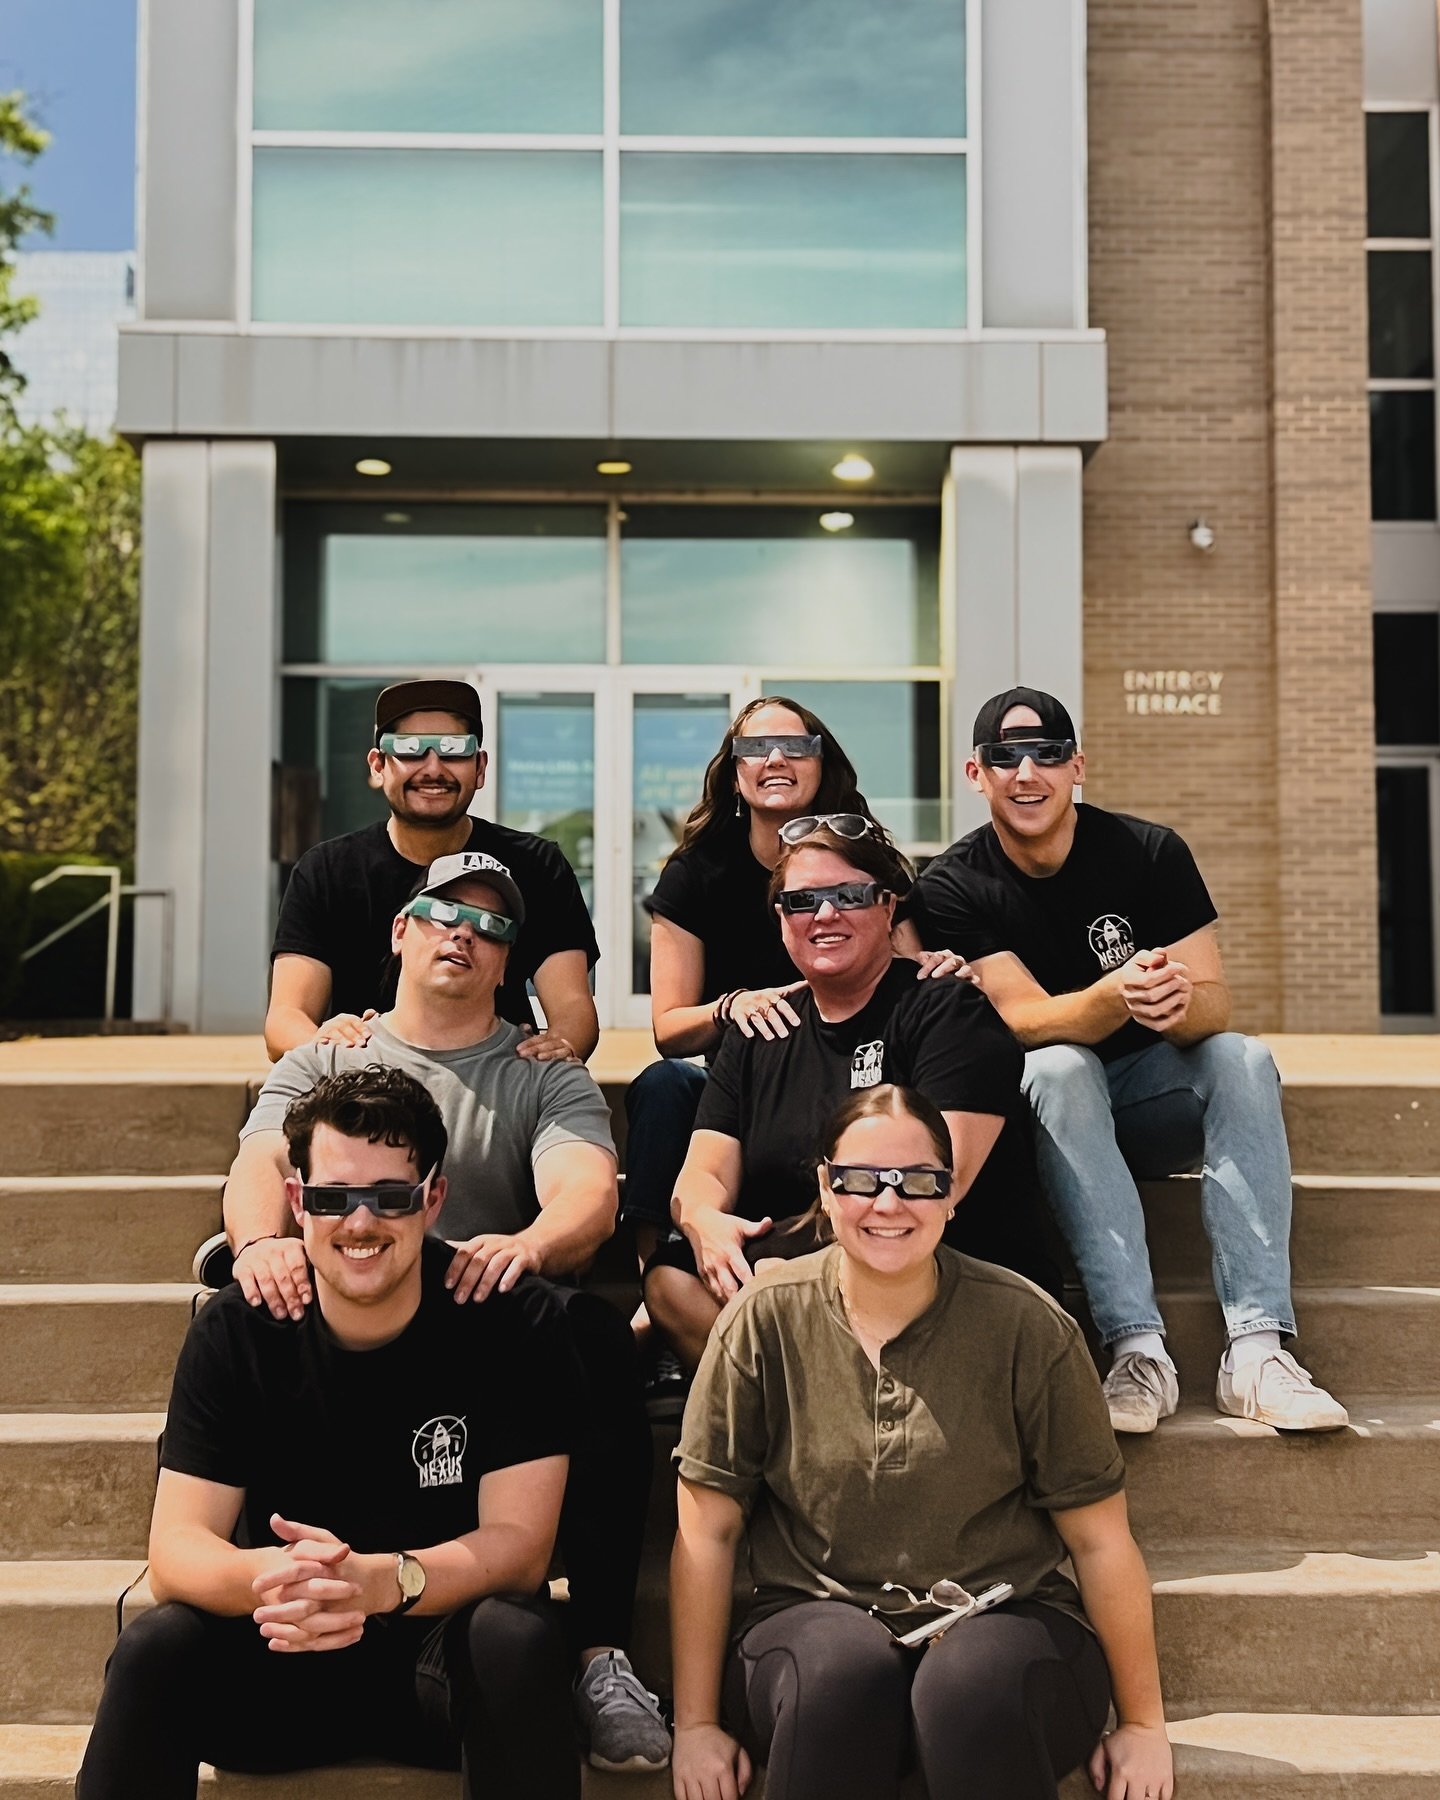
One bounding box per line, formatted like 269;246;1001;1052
470;669;743;1027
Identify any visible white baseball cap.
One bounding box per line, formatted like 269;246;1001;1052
416;851;525;926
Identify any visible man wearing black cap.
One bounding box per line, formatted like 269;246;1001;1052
914;688;1347;1437
266;679;599;1065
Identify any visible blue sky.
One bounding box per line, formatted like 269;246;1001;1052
1;0;136;249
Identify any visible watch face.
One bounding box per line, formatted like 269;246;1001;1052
399;1554;426;1600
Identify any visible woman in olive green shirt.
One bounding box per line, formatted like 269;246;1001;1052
670;1084;1174;1800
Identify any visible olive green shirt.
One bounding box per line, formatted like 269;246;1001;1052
676;1245;1124;1630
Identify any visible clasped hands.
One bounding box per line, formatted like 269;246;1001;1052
250;1512;392;1653
1117;948;1193;1033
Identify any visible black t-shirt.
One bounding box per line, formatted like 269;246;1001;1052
161;1240;582;1554
645;820;799;1004
695;960;1046;1281
272;817;599;1031
914;805;1218;1065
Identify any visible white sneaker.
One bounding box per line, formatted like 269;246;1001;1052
1102;1351;1179;1435
1216;1347;1349;1431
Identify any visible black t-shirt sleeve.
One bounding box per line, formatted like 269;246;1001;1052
645;850;706;935
159;1301;255;1491
892;978;1023;1118
912;859;1009;962
475;1281;586;1473
694;1028;745;1139
270;849;333;968
520;840;601;971
1150;829;1218;944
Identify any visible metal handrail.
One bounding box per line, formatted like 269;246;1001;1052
19;867;175;1024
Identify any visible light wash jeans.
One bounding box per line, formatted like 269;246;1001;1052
1022;1032;1295;1347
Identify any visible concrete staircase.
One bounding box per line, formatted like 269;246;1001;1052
0;1036;1437;1795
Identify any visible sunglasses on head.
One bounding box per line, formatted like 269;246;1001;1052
301;1165;438;1217
826;1162;953;1200
778;881;889;915
405;894;519;943
732;733;823;761
976;738;1076;769
379;732;479;761
778;813;880;847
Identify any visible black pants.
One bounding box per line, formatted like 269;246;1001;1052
621;1058;708;1229
552;1285;651;1656
724;1600;1111;1800
76;1593;579;1800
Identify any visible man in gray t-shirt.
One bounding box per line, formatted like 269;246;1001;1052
217;851;671;1772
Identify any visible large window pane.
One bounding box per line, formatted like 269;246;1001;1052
781;680;943;845
496;694;596;915
621;508;939;664
620;153;966;329
1377;765;1436;1015
281;676;389;846
283;506;607;664
253;149;602;326
254;0;602;132
1367;112;1431;240
1374;613;1440;745
632;693;733;992
621;0;965;138
1370;389;1437;520
1368;250;1434;379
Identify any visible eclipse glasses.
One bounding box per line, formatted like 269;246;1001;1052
976;738;1076;769
825;1162;953;1200
300;1165;438;1218
732;733;823;761
379;732;479;761
404;893;519;944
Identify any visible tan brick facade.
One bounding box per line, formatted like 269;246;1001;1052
1085;0;1379;1030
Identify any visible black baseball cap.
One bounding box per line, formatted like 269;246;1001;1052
972;686;1077;749
375;680;484;745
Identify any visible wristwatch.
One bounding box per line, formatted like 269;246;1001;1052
395;1551;426;1614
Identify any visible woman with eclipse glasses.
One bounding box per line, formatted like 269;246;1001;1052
643;823;1056;1375
668;1084;1173;1800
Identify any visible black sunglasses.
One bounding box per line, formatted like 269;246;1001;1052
976;738;1076;769
826;1163;953;1200
778;881;889;915
301;1165;438;1218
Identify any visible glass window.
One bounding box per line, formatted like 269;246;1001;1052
1370;389;1437;520
1377;765;1436;1015
281;676;390;845
632;692;734;991
252;149;603;326
495;694;596;914
620;0;965;139
620;153;966;329
1374;613;1440;745
620;508;940;665
1368;251;1434;379
780;680;943;845
254;0;602;133
1367;113;1431;240
283;506;608;665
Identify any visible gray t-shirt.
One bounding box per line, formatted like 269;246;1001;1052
241;1018;616;1239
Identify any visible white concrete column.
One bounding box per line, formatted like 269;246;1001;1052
133;440;277;1029
944;445;1085;837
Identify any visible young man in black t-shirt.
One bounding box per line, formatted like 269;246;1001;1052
914;686;1346;1437
78;1068;584;1800
267;678;599;1064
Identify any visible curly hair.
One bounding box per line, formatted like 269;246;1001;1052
283;1066;448;1182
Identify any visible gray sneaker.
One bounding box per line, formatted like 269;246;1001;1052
574;1650;671;1772
1102;1350;1179;1434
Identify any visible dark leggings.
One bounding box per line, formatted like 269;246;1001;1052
621;1057;708;1228
76;1592;579;1800
553;1285;652;1657
724;1600;1111;1800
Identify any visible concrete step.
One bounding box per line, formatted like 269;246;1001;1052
1159;1284;1440;1399
0;1562;144;1724
1145;1175;1440;1288
1280;1084;1440;1177
0;1285;197;1412
0;1177;223;1283
0;1077;251;1178
0;1416;162;1560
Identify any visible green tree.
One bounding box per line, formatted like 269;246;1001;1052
0;91;55;412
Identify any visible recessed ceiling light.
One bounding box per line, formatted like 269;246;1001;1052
355;457;392;477
819;511;855;532
596;459;632;476
831;454;875;482
382;511;411;524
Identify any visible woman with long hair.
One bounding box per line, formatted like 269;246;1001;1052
669;1084;1174;1800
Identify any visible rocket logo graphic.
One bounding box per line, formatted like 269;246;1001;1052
413;1415;467;1489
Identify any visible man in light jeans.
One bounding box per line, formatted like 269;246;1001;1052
914;685;1347;1435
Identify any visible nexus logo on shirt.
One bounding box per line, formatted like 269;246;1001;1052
1087;914;1136;971
851;1040;885;1089
413;1415;467;1489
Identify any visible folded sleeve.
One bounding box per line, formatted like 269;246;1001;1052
1017;1316;1126;1513
531;1062;617;1164
674;1307;767;1509
159;1305;253;1491
270;850;332;966
239;1044;330;1140
1153;829;1219;944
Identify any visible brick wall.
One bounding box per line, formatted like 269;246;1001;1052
1084;0;1378;1030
